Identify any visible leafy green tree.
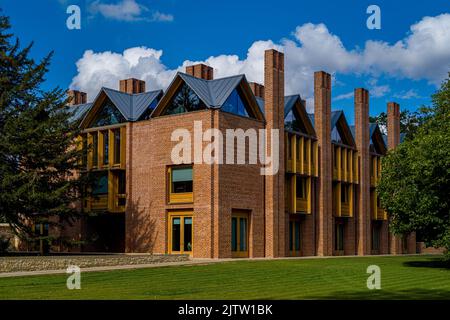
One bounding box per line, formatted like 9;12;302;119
378;74;450;258
369;109;425;139
0;14;88;253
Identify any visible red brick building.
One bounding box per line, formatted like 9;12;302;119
62;49;416;257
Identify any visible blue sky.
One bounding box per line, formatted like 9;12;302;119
1;0;449;123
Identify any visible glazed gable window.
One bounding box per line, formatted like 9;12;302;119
164;83;207;115
92;101;126;128
222;88;255;118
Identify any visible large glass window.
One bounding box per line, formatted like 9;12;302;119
335;223;344;251
92;171;108;195
92;133;98;167
184;217;192;252
287;136;292;159
285;108;307;133
296;177;307;199
169;213;193;254
303;140;308;161
117;171;126;207
231;213;249;257
82;134;88;167
92;101;126;128
102;131;109;165
113;129;121;164
172;217;181;252
372;224;381;251
341;184;349;203
231;218;237;252
164;83;207;115
171;166;193;193
222;88;255;118
289;220;301;253
331;127;344;143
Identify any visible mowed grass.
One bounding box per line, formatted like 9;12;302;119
0;255;449;300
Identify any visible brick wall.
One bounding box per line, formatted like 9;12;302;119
354;88;371;255
314;71;333;256
264;49;286;257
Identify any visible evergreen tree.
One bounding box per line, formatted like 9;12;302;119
0;14;88;252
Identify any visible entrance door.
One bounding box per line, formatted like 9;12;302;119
231;212;249;258
168;212;193;255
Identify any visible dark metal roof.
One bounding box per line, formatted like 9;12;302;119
102;87;163;121
307;110;344;130
284;95;300;117
177;72;245;108
69;103;93;122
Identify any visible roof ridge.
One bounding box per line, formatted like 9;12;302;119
179;71;245;82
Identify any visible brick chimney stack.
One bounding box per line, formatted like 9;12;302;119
387;101;406;254
354;88;371;255
314;71;333;256
387;102;400;150
185;64;213;80
119;78;146;94
264;49;285;257
249;82;265;98
67;90;87;106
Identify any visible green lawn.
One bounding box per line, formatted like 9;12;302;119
0;255;449;300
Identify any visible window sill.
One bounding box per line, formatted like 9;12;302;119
169;192;193;204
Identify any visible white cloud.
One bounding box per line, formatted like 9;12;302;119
88;0;173;22
333;91;354;101
70;14;450;111
151;11;174;22
394;89;422;99
366;78;391;98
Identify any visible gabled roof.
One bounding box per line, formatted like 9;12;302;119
283;94;316;136
69;103;93;122
102;87;163;121
284;95;300;116
175;72;247;108
78;87;163;128
152;72;264;120
331;110;344;130
350;123;387;154
307;110;344;130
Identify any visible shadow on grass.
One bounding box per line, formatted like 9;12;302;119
403;258;450;270
305;288;450;300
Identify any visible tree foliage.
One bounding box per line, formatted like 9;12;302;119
369;109;425;139
378;74;450;258
0;14;88;248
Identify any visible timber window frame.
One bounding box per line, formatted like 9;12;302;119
168;211;193;255
168;165;194;204
231;211;249;258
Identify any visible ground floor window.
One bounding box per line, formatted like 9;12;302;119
372;223;381;251
335;222;344;251
289;219;301;256
168;212;193;254
231;212;249;258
